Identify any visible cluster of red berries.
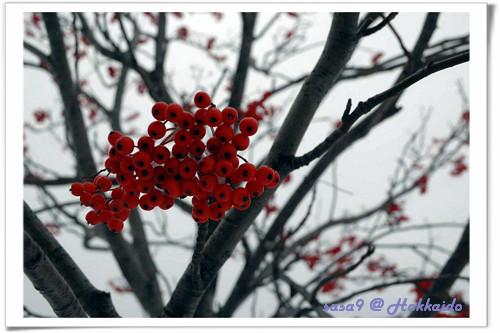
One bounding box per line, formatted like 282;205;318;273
71;91;279;232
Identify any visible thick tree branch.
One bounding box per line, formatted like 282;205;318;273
24;231;88;318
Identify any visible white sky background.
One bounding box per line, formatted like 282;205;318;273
23;12;470;318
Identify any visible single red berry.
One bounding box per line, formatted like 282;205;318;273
119;155;135;174
197;156;216;174
215;159;234;178
174;129;193;146
86;211;101;225
116;172;135;186
232;133;250;151
231;187;251;208
145;189;163;207
137;165;154;180
98;210;113;224
123;183;139;197
238;163;257;181
90;194;107;210
163;180;182;198
70;182;84;196
139;195;154;211
236;199;251;211
220;199;233;212
152;101;168;120
256;165;274;185
206;137;222;154
114;136;135;155
109;199;125;213
194;108;207;125
214;183;232;202
94;176;112;192
159;194;174;210
192;202;210;220
111;187;124;199
105;158;120;174
239;117;258;136
122;194;139;209
172;144;189;159
190;124;206;140
166;103;184;123
148;121;167;140
265;170;280;188
194;91;211;108
108;218;124;232
246;179;264;198
181;178;199;196
189;140;206;157
137;136;155;153
194;190;211;202
108;147;123;162
219;143;237;160
215;124;234;142
179;112;195;129
227;172;243;186
108;131;122;145
164;158;181;176
153;166;167;184
115;208;131;221
204;108;222;127
179;159;198;179
231;156;240;168
132;151;152;170
152;145;170;164
199;174;218;192
222;107;238;125
80;192;92;206
83;182;97;193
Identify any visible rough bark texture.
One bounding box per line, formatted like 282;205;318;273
24;232;88;318
163;13;360;318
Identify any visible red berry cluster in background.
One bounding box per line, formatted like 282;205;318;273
71;91;280;232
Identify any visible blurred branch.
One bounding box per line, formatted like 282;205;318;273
24;231;88;317
357;12;398;38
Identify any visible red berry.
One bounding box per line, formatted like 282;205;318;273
90;194;107;210
215;159;234;178
163;180;182;198
139;195;154;211
194;108;207;125
187;140;204;157
70;182;84;196
174;129;192;146
108;147;122;161
246;179;264;198
238;163;257;181
209;203;225;221
105;158;120;174
197;156;216;174
86;211;101;225
199;174;218;192
231;156;240;168
190;124;206;140
83;182;97;193
114;136;135;155
181;178;199;196
204;108;222;127
231;187;251;208
207;137;222;154
158;195;174;210
192;202;209;220
166;103;183;122
232;133;250;151
219;143;237;160
179;112;195;129
80;192;92;206
136;179;154;193
137;165;154;180
111;187;124;199
214;183;232;202
116;172;135;186
108;131;122;145
153;166;167;184
164;158;180;176
145;189;163;207
122;194;139;209
152;102;168;120
115;208;131;221
94;176;112;192
123;183;139;197
152;145;170;164
239;117;258;136
172;144;189;159
194;91;211;108
228;172;243;186
179;159;198;179
138;136;155;153
98;210;113;224
148;121;167;140
119;155;135;174
256;166;274;185
215;124;234;142
265;170;280;188
108;218;124;232
132;151;152;170
222;107;238;125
